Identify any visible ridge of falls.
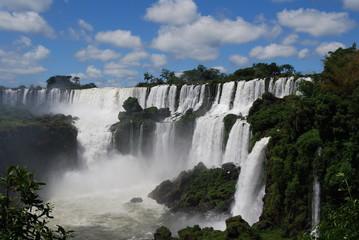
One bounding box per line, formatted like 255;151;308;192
1;77;308;238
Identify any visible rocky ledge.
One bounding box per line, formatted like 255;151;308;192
148;162;240;213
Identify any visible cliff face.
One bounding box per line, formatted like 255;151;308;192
0;108;78;180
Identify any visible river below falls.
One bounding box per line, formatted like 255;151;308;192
48;185;229;240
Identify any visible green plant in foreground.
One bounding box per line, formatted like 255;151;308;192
0;166;72;240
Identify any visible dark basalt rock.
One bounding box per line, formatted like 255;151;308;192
130;197;143;203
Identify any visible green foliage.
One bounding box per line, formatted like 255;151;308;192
180;65;225;83
122;97;143;116
154;226;175;240
0;166;72;239
232;63;295;80
148;162;239;213
321;44;359;95
46;75;96;89
178;225;226;240
112;97;171;155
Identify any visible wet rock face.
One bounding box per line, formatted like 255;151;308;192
148;162;240;213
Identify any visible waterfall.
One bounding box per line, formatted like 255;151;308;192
222;119;251;165
231;137;270;225
138;124;143;157
311;176;321;237
1;77;307;238
176;84;206;113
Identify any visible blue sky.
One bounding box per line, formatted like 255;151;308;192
0;0;358;88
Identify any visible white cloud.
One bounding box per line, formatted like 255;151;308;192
78;19;93;31
151;54;167;68
86;65;102;78
152;16;274;61
0;44;50;78
120;51;148;66
145;0;200;25
95;30;142;49
298;48;310;59
23;45;50;60
315;42;345;56
282;34;298;45
13;36;32;47
0;11;54;37
75;45;120;61
249;44;297;59
104;61;138;78
300;39;318;46
212;66;227;73
277;8;355;37
229;54;249;66
0;0;52;12
343;0;359;11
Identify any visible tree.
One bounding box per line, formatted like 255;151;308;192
321;44;359;95
0;166;72;239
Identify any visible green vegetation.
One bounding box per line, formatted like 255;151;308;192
0;105;78;177
152;44;359;240
46;75;97;89
148;162;239;213
246;45;359;237
0;166;72;239
137;62;299;87
111;97;170;155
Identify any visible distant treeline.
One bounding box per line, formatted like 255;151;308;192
137;62;301;87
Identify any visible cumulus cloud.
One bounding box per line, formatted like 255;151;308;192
23;45;50;60
343;0;359;11
75;45;120;61
249;44;297;60
78;19;93;31
0;44;50;79
145;0;200;25
0;11;54;37
212;66;227;73
298;48;310;59
120;51;149;66
152;16;274;61
0;0;52;12
95;30;142;49
13;36;32;47
86;65;102;78
104;61;138;78
229;54;249;66
282;34;298;45
151;54;167;68
315;42;345;56
277;8;355;37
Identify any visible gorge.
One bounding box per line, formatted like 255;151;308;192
1;77;312;239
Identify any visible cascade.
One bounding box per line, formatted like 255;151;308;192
231;79;266;116
231;137;270;225
222;119;250;165
311;176;321;237
0;77;307;238
138;124;143;157
176;84;206;113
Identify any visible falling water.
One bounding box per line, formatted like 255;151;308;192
222;119;250;165
1;77;307;238
311;176;321;238
231;137;270;225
